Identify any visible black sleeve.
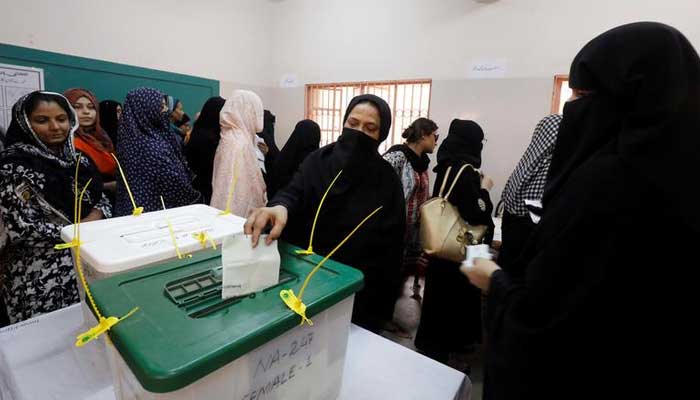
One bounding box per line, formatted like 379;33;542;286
387;173;407;265
449;168;495;241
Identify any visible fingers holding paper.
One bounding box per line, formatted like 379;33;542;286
461;258;501;293
244;205;288;247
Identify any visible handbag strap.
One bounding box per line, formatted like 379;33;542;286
443;164;473;202
437;166;453;198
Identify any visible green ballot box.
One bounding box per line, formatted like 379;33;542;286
89;242;363;400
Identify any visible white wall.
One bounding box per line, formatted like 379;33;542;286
0;0;272;87
267;0;700;84
264;0;700;202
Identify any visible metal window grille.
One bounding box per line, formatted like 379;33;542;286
305;79;432;153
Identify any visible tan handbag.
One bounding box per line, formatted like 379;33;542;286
420;164;489;262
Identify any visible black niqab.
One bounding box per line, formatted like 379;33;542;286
543;23;700;233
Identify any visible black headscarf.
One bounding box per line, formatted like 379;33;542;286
484;22;700;399
185;96;226;204
270;95;405;331
543;22;700;232
435;119;483;172
1;91;104;220
257;110;279;151
99;100;121;145
269;119;321;198
343;94;393;143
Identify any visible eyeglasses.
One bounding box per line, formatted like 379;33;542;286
434;133;440;142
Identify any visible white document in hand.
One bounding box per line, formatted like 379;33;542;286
222;233;280;299
463;244;493;268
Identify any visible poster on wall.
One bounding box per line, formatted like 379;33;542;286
0;63;45;134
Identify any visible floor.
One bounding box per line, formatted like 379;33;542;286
379;276;485;400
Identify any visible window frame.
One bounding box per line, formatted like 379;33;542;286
551;74;569;114
305;78;433;151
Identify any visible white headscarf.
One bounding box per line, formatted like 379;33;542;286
210;90;266;217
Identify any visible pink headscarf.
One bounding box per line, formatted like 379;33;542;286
210;90;267;216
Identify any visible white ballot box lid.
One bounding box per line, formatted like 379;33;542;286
60;204;245;275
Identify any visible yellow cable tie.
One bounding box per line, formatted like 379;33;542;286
193;231;217;250
54;156;87;250
295;170;343;256
54;241;81;250
75;307;139;347
68;161;140;348
280;289;313;326
161;196;191;259
55;154;83;251
220;159;239;216
73;155;81;240
111;153;143;216
282;205;383;325
74;179;102;321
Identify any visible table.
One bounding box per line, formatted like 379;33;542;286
338;324;471;400
0;305;470;400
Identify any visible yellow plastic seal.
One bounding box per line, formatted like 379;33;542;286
54;154;85;250
279;289;312;326
193;231;217;250
161;196;191;259
281;206;382;325
56;159;139;347
295;170;343;256
75;307;139;347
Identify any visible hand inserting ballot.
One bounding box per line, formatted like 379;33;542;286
244;205;288;247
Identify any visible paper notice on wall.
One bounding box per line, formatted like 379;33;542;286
468;59;508;79
0;63;45;133
222;233;280;299
279;74;299;88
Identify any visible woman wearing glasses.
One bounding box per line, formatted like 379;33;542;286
383;118;439;306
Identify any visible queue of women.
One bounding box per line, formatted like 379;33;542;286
0;22;696;399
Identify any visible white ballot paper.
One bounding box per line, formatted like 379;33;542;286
222;233;280;299
462;244;493;269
